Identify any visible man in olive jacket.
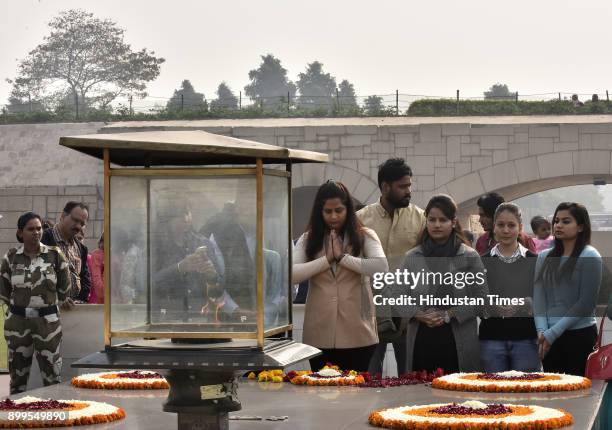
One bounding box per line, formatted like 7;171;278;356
357;159;425;376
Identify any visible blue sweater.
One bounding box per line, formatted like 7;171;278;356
533;245;601;344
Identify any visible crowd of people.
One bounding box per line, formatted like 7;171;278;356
295;158;612;381
0;196;286;393
1;203;88;394
1;159;611;397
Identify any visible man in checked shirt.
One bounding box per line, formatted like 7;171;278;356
41;201;91;304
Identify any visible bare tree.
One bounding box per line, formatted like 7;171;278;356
8;9;164;117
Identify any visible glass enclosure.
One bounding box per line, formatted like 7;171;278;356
108;170;290;340
263;174;290;332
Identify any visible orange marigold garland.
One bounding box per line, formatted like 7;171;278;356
432;371;592;393
0;396;126;428
71;371;169;390
289;367;365;386
368;401;573;430
247;364;443;387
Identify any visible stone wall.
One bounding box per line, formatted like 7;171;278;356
103;117;612;215
0;122;104;188
0;185;103;257
1;118;612;378
0;122;105;255
3;116;612;254
228;121;612;213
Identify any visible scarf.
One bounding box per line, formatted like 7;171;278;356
421;234;461;259
421;234;462;307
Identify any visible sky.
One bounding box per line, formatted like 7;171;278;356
2;0;612;106
3;0;612;209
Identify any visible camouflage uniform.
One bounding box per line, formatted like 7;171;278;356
0;244;70;394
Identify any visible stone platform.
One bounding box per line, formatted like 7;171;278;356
8;378;608;429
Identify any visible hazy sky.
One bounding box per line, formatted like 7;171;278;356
2;0;612;105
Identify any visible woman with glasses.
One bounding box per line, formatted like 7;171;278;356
293;180;388;372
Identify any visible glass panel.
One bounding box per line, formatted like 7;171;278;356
148;176;257;333
110;176;148;332
263;174;290;332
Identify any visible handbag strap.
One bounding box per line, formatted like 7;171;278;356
594;315;607;349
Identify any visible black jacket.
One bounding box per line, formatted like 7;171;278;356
152;231;225;322
41;229;91;302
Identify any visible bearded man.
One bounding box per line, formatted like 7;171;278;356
357;158;425;376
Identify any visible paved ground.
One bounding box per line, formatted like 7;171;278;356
7;378;607;429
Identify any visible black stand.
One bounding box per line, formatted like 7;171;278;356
72;339;320;430
163;369;241;430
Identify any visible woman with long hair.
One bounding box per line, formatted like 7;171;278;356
533;202;602;375
293;180;388;372
480;203;540;372
399;194;487;373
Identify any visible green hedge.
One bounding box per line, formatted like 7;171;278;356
3;99;612;124
0;104;373;124
406;99;612;116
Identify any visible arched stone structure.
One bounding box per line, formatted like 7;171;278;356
292;163;380;204
290;164;379;238
3;117;612;254
436;149;612;216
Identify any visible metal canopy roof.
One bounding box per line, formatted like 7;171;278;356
59;130;328;166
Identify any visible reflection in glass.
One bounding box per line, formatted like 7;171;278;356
109;173;290;337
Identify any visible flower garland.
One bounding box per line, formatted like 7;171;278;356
368;401;573;430
432;372;592;393
247;365;446;388
359;368;445;388
0;397;125;428
71;371;169;390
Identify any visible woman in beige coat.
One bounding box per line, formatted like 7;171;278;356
293;180;388;372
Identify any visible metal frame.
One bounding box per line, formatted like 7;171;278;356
107;167;290;178
110;331;258;340
108;324;293;340
286;161;293;337
103;150;111;347
109;168;256;177
264;324;293;338
255;159;265;348
103;163;293;349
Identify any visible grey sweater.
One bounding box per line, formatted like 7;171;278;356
397;243;488;372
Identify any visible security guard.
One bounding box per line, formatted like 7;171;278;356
0;212;70;394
